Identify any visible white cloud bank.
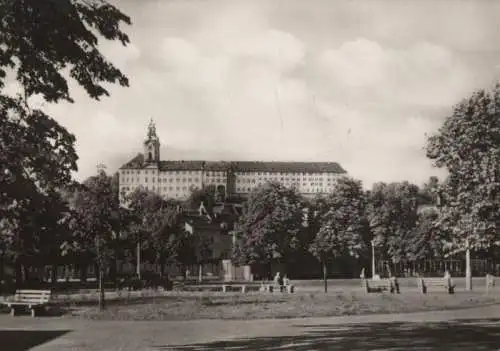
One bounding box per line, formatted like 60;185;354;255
12;0;500;187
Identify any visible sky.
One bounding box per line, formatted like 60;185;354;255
17;0;500;187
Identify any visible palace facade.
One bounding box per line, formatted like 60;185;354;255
118;120;348;203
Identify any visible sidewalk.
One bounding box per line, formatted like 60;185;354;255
0;304;498;350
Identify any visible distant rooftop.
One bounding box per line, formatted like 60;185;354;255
120;153;347;174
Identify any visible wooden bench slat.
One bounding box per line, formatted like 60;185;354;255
3;289;53;317
362;278;399;294
418;278;454;294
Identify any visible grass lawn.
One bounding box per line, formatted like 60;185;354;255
69;290;500;321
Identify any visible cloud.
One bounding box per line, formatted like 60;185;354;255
147;24;473;187
6;0;497;188
318;39;473;108
99;40;141;71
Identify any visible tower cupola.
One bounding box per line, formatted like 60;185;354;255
144;118;160;163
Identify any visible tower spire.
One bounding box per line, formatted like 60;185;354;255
147;118;157;140
144;118;160;163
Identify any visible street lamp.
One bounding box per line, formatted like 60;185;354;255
371;239;376;278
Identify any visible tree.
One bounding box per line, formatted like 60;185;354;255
426;87;500;290
185;185;217;214
406;208;445;262
64;170;121;310
309;177;368;292
0;187;72;285
0;0;131;281
231;182;305;278
404;177;447;263
366;181;421;267
419;176;441;205
126;188;184;278
0;98;78;274
0;0;130;102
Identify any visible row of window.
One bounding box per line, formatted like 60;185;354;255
236;177;335;184
234;187;330;193
120;177;335;189
120;185;330;202
122;170;202;175
120;177;228;184
121;169;339;178
120;185;192;193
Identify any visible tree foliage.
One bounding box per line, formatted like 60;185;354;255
0;0;132;281
0;96;78;223
231;182;305;265
309;177;368;262
126;188;184;270
426;87;500;254
406;208;444;261
185;185;216;214
366;181;421;263
0;0;131;102
64;170;123;309
64;171;121;264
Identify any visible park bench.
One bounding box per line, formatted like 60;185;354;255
261;284;295;293
182;284;222;292
361;278;398;293
221;284;262;293
222;284;247;293
417;277;454;294
2;290;52;317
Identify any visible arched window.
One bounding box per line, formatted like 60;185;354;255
148;151;152;161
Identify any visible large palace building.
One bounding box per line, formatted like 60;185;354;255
118;120;347;202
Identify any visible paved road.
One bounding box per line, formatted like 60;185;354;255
1;305;500;350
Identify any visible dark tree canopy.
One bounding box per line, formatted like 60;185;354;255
0;0;131;102
232;182;305;266
407;208;444;261
64;170;121;262
309;177;368;262
366;181;421;263
0;0;132;267
125;187;185;268
185;185;217;214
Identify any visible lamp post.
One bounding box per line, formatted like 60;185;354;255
371;239;376;278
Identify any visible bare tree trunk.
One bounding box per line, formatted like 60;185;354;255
323;260;328;293
198;263;203;283
136;242;141;279
51;264;57;286
98;265;105;311
466;246;472;291
22;264;29;283
159;256;166;278
96;236;106;311
80;263;87;283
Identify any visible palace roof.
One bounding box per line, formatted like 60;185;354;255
120;153;347;174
